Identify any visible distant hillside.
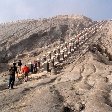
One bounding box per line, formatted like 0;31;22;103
0;15;94;63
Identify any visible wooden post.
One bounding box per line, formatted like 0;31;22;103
71;42;74;52
47;52;51;60
54;53;60;65
60;51;64;61
37;58;40;69
42;61;50;72
49;58;55;72
64;48;68;58
41;55;47;66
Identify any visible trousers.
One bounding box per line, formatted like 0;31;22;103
8;75;15;89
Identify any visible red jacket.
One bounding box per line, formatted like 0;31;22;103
22;66;29;73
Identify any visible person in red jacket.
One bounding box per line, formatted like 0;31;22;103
22;65;29;82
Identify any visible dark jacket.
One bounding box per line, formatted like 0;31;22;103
9;66;18;76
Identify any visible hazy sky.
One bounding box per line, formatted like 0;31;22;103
0;0;112;23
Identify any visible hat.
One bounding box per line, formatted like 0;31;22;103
13;62;16;66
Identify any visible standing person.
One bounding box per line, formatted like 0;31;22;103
33;60;37;73
18;60;22;73
8;63;18;89
37;59;40;71
22;65;29;82
29;62;33;73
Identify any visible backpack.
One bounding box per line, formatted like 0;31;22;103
22;66;29;73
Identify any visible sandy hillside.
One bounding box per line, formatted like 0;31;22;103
0;16;112;112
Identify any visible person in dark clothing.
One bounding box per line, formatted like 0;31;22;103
30;62;33;73
37;60;40;71
8;63;18;89
33;61;37;73
18;60;22;73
